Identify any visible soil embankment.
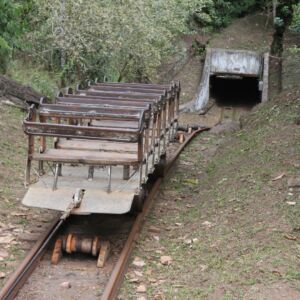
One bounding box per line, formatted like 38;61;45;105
120;13;300;299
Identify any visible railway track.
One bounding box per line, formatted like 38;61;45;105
0;127;209;300
0;41;266;299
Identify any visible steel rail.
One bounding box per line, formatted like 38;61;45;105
0;217;63;300
101;127;210;300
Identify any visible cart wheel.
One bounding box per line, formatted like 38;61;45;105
154;155;167;178
130;185;147;213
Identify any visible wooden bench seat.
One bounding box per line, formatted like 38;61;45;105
91;120;139;129
40;104;144;122
56;96;152;109
56;139;138;153
94;82;177;90
32;149;138;165
90;85;166;95
85;90;162;100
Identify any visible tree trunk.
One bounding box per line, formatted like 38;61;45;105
270;1;297;93
0;75;42;108
271;1;297;56
272;0;277;23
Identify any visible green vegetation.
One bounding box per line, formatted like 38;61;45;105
8;60;59;98
0;0;19;73
0;1;299;92
291;3;300;33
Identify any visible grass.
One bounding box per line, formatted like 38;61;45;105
0;104;41;288
7;59;60;98
120;90;300;299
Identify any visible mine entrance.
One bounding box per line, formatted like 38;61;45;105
210;75;261;108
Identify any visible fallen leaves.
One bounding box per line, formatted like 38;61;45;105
132;257;146;268
136;284;146;293
160;256;172;266
154;294;165;300
0;235;15;244
60;281;71;289
183;178;199;186
148;226;161;234
129;277;140;283
185;204;195;209
134;270;143;277
0;250;9;261
218;177;228;184
284;234;297;241
272;173;286;181
202;221;214;228
11;212;27;217
288;177;300;187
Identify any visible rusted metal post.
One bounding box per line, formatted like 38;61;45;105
88;166;94;180
144;122;150;178
156;111;162;162
52;163;59;190
137;133;144;186
25;107;36;187
107;166;112;193
150;113;156;170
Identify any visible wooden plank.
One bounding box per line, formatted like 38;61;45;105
90;85;167;95
64;94;158;104
41;104;144;116
58;96;151;108
57;96;155;108
92;82;180;93
95;82;175;90
23;121;141;142
56;139;138;153
86;90;162;100
40;108;142;122
32;149;139;165
92;120;139;129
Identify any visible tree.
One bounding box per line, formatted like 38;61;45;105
291;2;300;33
0;0;21;73
25;0;215;84
23;0;269;85
271;0;298;56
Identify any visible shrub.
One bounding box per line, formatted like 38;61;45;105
0;36;12;74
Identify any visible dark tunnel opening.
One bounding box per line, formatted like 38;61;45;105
210;75;261;108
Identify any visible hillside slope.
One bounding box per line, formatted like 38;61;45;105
120;13;300;300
